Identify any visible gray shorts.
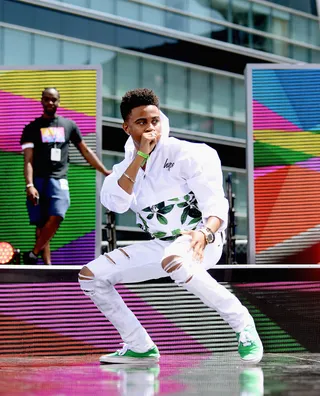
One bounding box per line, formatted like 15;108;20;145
27;177;70;227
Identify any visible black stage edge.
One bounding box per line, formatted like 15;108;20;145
1;265;320;283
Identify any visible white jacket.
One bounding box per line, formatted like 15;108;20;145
100;113;229;239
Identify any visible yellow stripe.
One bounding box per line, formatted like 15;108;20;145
0;69;97;116
254;130;320;156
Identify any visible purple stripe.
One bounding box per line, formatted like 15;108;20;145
0;283;210;353
50;231;95;266
0;283;79;288
296;157;320;172
254;165;286;179
235;281;320;290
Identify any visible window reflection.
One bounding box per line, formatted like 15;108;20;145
90;48;115;96
141;5;165;26
214;119;233;137
3;0;34;29
165;109;189;130
309;20;320;46
210;23;229;43
62;41;89;64
89;0;115;14
116;0;140;20
3;28;32;65
267;0;317;16
290;45;309;62
62;0;88;6
234;122;246;139
271;8;289;37
252;3;271;33
115;210;138;228
271;8;289;56
141;59;165;101
311;49;320;63
232;0;249;26
212;0;230;20
102;98;116;118
165;64;188;109
291;15;309;43
189;69;210;113
189;19;212;38
234;215;247;237
212;75;232;117
115;53;140;97
34;35;61;65
252;32;272;53
190;114;213;134
233;79;245;120
232;27;251;49
223;169;248;237
166;11;189;32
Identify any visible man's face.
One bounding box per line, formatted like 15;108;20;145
41;89;60;116
123;105;161;148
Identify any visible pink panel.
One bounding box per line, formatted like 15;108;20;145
0;90;95;153
253;100;303;131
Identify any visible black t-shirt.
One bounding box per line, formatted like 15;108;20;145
20;116;83;179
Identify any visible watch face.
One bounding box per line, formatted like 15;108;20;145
207;232;215;243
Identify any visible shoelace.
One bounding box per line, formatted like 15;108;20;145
239;329;254;347
117;343;129;355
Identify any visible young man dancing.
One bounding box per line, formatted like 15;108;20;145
78;88;263;364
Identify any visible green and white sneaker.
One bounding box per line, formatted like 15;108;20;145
236;325;263;364
100;344;160;365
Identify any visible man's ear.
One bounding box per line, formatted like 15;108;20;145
122;122;130;135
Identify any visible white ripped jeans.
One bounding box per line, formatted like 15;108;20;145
79;233;253;352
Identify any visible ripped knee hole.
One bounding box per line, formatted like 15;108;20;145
79;266;94;279
161;256;193;284
104;248;130;265
78;273;95;296
162;257;183;273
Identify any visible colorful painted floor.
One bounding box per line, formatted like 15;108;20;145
1;352;319;395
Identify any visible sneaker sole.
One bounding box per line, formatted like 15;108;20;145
240;350;263;364
100;363;160;370
100;356;160;365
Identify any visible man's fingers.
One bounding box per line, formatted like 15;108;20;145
181;231;206;259
193;244;204;261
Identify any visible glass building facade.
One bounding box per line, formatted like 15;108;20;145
1;0;318;257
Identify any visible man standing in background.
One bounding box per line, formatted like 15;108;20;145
20;87;111;265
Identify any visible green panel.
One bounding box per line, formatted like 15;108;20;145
232;288;306;353
0;151;95;254
0;152;32;252
254;140;313;167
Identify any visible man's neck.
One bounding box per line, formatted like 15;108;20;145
42;113;57;120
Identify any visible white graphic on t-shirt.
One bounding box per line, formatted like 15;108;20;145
40;127;65;143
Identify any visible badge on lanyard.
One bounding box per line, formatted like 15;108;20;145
51;147;61;161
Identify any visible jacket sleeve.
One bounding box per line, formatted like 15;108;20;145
100;160;135;213
181;143;229;232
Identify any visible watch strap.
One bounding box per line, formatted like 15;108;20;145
198;227;215;244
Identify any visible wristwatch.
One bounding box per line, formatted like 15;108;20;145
198;227;215;244
25;183;34;191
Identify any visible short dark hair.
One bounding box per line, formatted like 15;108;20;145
120;88;159;121
42;87;60;98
